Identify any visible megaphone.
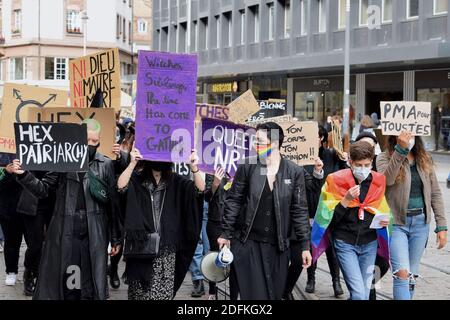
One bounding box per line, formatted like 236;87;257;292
200;248;233;283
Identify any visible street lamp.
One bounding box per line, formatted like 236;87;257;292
81;10;89;56
342;0;351;146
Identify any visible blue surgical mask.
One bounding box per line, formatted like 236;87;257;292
352;166;371;182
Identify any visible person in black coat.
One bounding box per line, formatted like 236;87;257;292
11;119;122;300
217;122;314;300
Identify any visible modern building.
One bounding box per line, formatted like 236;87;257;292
153;0;450;149
0;0;137;96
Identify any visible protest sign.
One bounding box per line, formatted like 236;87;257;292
14;123;88;172
331;120;344;155
247;100;287;122
279;121;318;166
196;103;229;121
380;101;431;136
227;90;260;124
26;107;116;159
0;83;68;154
120;108;135;121
0;152;16;168
173;162;192;177
198;118;256;177
135;51;197;162
70;48;121;110
247;115;293;128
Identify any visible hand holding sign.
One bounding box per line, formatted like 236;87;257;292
11;159;24;175
397;131;413;149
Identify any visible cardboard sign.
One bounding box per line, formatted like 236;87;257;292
227;90;260;124
331;120;344;155
279;121;319;166
195;103;229;121
247;100;287;122
25;107;116;159
247;115;293;128
380;101;431;136
14;123;88;172
198;118;256;177
0;83;68;153
70;48;121;110
119;108;135;121
135;51;198;163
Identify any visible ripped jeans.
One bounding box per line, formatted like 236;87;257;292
390;213;429;300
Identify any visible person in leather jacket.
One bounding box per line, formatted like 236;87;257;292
217;122;315;300
10;119;122;300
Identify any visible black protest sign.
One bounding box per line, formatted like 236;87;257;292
380;101;432;136
14;123;88;172
247;100;287;122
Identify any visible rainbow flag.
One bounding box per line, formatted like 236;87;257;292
311;169;393;263
256;145;272;158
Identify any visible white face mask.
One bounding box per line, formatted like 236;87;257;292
352;166;372;182
409;138;415;151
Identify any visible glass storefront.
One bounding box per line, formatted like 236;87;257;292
252;76;287;101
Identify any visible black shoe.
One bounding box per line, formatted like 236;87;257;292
23;269;35;297
109;266;120;290
332;280;344;297
282;292;295;300
191;280;205;298
305;279;315;294
369;288;377;300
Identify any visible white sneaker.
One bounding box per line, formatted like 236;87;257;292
5;273;17;286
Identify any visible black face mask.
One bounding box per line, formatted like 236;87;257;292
88;144;100;162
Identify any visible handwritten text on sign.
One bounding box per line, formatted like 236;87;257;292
198;118;256;177
196;103;229;121
279;121;318;166
135;51;198;162
14;123;88;172
380;101;431;136
70;48;121;110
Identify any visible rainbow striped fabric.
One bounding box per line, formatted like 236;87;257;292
311;169;393;263
256;145;272;158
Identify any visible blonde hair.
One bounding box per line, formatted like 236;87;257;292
361;115;374;128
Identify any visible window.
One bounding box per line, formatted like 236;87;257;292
300;0;307;36
318;0;326;33
66;10;82;33
138;19;148;33
434;0;448;15
129;21;132;45
13;9;21;34
116;14;121;39
268;3;275;40
407;0;419;19
193;20;198;51
255;6;260;42
45;57;68;80
382;0;393;23
123;18;126;42
359;0;369;26
224;12;232;47
240;10;245;45
284;0;291;38
9;57;24;80
338;0;346;29
215;15;220;48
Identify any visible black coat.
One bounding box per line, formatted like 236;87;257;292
17;152;120;300
221;158;311;252
0;171;22;217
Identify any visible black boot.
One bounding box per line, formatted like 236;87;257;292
305;279;315;293
332;280;344;297
109;265;120;289
369;288;377;300
23;269;35;296
282;292;295;300
191;280;205;298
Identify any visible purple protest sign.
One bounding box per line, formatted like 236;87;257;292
135;51;198;162
197;118;257;177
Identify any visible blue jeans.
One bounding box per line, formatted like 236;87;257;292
189;202;210;281
390;213;429;300
334;239;378;300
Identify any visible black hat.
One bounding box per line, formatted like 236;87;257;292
355;131;378;145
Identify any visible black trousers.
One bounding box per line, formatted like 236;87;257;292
284;240;341;295
23;213;47;275
0;212;25;274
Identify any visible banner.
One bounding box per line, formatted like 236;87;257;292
0;83;68;153
196;103;229;121
227;90;260;124
279;121;319;166
380;101;431;136
26;107;116;159
14;123;88;172
198;118;256;177
135;51;198;162
69;48;121;110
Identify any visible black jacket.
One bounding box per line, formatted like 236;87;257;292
221;158;311;252
17;152;120;300
204;174;229;223
0;171;22;216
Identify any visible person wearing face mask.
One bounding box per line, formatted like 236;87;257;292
311;140;392;300
10;119;122;300
377;131;447;300
117;148;205;300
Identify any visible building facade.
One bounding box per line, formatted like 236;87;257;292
133;0;152;53
153;0;450;149
0;0;136;95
